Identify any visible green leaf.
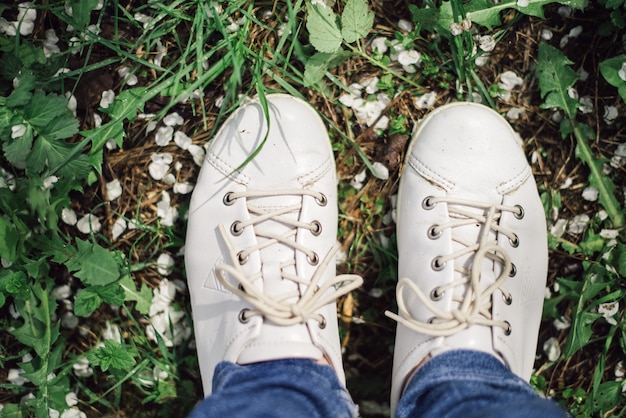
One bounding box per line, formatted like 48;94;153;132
87;340;137;373
83;86;148;150
599;55;626;104
74;287;102;316
408;4;440;34
304;50;351;86
536;42;580;119
11;281;59;358
341;0;374;43
69;0;99;29
306;3;342;53
6;72;35;108
71;239;121;286
26;133;90;180
73;282;125;316
463;0;585;30
119;274;153;315
0;217;18;261
4;125;33;165
23;91;71;129
564;311;603;358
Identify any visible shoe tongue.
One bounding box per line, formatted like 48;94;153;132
248;195;301;302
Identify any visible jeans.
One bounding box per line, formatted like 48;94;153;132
188;350;568;418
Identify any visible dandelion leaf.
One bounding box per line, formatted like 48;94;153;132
341;0;374;43
119;274;153;315
536;42;580;119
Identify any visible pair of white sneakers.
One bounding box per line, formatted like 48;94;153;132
184;94;547;413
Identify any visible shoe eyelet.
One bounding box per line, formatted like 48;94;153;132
238;283;246;293
427;317;437;324
307;252;319;266
431;257;445;271
310;220;322;236
509;234;520;248
238;308;251;323
427;225;442;240
503;294;513;305
223;192;236;206
315;194;327;206
318;315;326;329
237;251;249;265
503;321;512;336
430;287;444;301
509;263;517;278
230;221;244;236
514;205;524;220
422;196;436;210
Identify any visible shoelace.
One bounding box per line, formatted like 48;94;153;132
216;189;362;327
386;196;522;336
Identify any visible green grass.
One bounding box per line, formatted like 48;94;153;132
0;0;625;417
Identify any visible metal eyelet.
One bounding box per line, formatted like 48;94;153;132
427;225;442;240
315;194;328;206
230;221;244;236
238;283;246;293
427;317;437;324
307;252;319;266
238;308;251;323
318;315;327;329
514;205;525;220
509;234;520;248
509;263;517;278
223;192;236;206
237;251;249;265
503;294;513;305
431;257;445;271
503;321;512;336
310;220;322;236
422;196;436;210
430;287;444;301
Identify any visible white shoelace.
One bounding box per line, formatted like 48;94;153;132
386;197;521;336
216;189;362;326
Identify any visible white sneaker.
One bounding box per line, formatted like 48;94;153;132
185;94;362;395
387;102;548;413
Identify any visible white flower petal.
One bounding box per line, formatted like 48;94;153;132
111;217;127;241
99;89;115;109
76;214;101;234
188;144;205;166
155;126;174;146
397;19;413;32
543;337;561;361
174;131;192;150
157;253;175;276
371;37;388;54
62;208;78;225
478;35;496;52
398;50;422;66
163;112;184;127
414;92;437;109
173;182;194;194
581;186;599;202
568;214;590;235
106;179;122;201
372;162;389;180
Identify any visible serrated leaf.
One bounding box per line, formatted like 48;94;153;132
564;311;603;357
72;239;120;286
11;282;59;358
306;4;342;53
536;42;580;119
4;126;33;165
23;90;71;129
43;116;79;140
408;4;440;34
26;133;91;180
74;287;102;316
87;340;137;373
119;274;152;315
341;0;374;43
304;50;351;86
